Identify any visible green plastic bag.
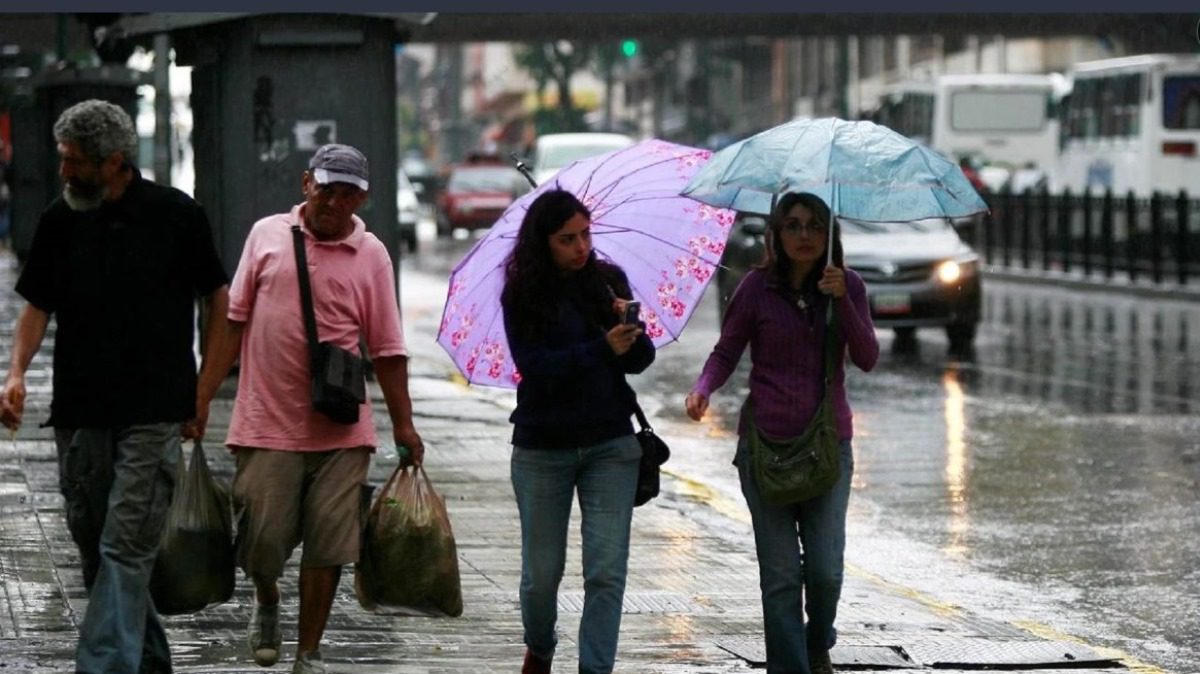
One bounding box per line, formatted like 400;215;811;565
150;441;235;615
356;465;463;617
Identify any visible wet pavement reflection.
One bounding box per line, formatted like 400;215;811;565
844;280;1200;674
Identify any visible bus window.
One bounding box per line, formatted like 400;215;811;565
1163;75;1200;130
1122;74;1142;136
949;91;1047;132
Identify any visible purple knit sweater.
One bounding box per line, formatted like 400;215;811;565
693;268;879;441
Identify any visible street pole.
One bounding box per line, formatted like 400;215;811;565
837;35;850;120
153;33;172;187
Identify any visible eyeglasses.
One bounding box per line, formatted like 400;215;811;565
779;219;828;236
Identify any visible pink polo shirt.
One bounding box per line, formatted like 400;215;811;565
226;204;407;451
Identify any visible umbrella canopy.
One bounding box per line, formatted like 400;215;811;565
681;117;988;222
438;139;737;388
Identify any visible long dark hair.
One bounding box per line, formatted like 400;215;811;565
758;191;845;295
502;189;630;339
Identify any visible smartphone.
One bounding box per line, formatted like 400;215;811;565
622;301;641;325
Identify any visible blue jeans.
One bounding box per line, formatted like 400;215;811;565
510;435;641;674
56;424;181;674
735;436;854;674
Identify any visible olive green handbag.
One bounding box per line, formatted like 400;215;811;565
748;302;841;506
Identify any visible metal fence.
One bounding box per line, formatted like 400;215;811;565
963;188;1200;286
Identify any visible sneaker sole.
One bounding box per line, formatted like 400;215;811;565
253;647;280;667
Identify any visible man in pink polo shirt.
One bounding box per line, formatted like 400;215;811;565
192;144;424;674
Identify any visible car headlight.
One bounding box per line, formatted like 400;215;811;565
936;260;962;284
936;258;978;284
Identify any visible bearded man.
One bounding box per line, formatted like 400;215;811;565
0;99;229;674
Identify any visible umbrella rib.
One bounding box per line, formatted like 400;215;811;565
595;223;722;264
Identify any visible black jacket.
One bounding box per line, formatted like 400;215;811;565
504;269;654;449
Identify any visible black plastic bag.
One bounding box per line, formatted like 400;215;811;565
150;441;235;615
356;465;463;617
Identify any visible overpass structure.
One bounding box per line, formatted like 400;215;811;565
398;13;1197;52
103;12;1200;52
1;13;1196;55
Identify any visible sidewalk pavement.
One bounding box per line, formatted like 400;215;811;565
0;252;1137;674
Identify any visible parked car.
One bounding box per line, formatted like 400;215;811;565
396;170;419;252
717;213;982;352
435;163;518;237
530;132;636;185
401;151;437;204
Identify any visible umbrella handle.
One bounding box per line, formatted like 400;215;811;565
827;215;834;269
511;153;538;189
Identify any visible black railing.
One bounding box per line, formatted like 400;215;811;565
971;188;1200;287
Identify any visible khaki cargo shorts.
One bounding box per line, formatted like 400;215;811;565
232;446;371;578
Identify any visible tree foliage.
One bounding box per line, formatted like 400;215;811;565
514;41;594;133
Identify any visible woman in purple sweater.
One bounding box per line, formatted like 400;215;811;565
686;192;878;674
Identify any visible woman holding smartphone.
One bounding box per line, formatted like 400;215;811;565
501;188;655;674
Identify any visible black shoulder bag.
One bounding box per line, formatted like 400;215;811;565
291;225;366;424
621;383;670;507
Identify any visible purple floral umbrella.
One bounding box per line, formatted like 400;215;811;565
437;139;737;388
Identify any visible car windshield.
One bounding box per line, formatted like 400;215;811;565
448;166;514;192
838;218;954;234
540;143;629;169
402;156;431;177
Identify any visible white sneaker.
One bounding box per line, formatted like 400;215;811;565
292;650;326;674
247;603;282;667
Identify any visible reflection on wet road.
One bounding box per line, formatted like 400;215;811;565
852;279;1200;674
978;284;1198;415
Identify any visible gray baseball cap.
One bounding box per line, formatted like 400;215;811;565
308;143;369;191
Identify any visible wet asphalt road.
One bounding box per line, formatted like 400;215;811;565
411;229;1200;674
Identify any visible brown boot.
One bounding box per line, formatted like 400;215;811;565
521;649;552;674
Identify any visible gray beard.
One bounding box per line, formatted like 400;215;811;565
62;184;106;212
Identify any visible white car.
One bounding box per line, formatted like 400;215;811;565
530;132;636;186
396;171;420;252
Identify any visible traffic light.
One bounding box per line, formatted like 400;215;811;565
620;39;639;58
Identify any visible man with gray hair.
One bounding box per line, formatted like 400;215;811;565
0;99;230;673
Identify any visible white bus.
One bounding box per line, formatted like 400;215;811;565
1053;54;1200;196
868;73;1067;191
932;73;1068;187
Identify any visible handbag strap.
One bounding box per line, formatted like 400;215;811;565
290;225;321;369
630;394;652;433
820;300;840;389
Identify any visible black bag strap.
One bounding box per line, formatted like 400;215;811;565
630;393;652;432
290;225;321;369
820;300;840;389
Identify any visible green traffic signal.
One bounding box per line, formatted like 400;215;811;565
621;39;639;58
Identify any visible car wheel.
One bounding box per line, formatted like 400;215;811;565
946;323;977;354
436;214;451;239
405;229;418;253
893;326;916;342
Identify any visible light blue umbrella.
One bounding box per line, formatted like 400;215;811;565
681;117;988;222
